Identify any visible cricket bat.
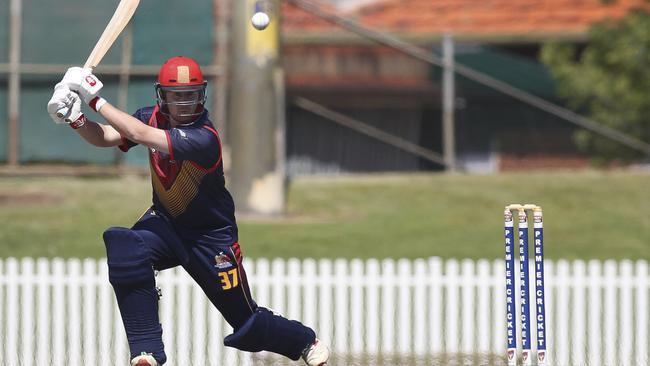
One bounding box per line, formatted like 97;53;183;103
56;0;140;118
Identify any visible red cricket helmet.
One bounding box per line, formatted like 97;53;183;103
155;56;208;120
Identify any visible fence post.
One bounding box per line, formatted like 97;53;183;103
603;260;618;365
429;257;443;354
366;259;380;357
572;260;586;365
396;259;411;355
68;259;82;365
271;258;287;316
83;259;97;365
461;259;475;353
381;259;396;355
36;258;50;365
492;259;506;357
351;259;365;355
619;260;634;365
52;258;65;366
254;258;270;306
287;258;301;321
543;260;555;364
21;258;34;366
476;259;490;354
335;259;349;355
587;260;602;366
303;258;317;329
445;259;460;354
177;267;191;365
6;258;19;366
98;260;112;363
556;260;570;365
636;261;649;366
413;259;427;355
318;259;334;347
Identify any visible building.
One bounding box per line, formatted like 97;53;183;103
280;0;647;174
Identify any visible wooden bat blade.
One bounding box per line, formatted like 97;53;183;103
55;0;139;118
84;0;140;69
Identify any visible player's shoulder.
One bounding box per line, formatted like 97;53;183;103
132;105;157;122
198;118;221;141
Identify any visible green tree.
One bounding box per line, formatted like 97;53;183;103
540;9;650;162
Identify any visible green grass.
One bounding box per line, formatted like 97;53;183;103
0;170;648;260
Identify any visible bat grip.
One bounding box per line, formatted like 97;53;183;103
56;106;69;119
55;90;80;119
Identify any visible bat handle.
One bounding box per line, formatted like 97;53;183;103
56;106;69;119
55;90;80;119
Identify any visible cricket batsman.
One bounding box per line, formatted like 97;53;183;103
46;56;329;366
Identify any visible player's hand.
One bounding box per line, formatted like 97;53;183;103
61;67;104;104
47;84;77;124
47;84;86;128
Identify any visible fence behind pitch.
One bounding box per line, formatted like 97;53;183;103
0;257;648;366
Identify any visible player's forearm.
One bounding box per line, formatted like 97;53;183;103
98;102;170;153
74;119;121;147
98;102;148;142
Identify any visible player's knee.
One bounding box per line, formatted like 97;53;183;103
224;307;315;360
103;227;154;287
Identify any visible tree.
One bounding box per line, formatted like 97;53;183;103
540;9;650;163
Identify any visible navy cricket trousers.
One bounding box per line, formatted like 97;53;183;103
106;208;257;363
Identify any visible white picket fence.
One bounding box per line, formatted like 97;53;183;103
0;257;648;366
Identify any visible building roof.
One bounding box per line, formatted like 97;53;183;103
283;0;649;42
282;1;338;32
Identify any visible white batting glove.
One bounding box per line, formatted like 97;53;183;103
63;95;87;129
47;84;76;124
46;84;86;129
61;67;105;108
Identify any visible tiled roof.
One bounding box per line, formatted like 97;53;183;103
282;1;339;32
283;0;648;37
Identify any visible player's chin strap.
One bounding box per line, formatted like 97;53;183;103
156;107;204;127
158;103;205;120
224;307;316;360
171;116;201;127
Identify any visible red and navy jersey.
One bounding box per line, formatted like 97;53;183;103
119;106;237;242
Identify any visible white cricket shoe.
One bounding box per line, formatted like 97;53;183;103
130;352;158;366
302;338;330;366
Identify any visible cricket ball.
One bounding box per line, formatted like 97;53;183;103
251;11;270;30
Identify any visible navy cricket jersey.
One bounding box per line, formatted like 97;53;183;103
119;106;238;242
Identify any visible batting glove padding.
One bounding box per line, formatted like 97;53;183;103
61;67;104;105
47;84;85;127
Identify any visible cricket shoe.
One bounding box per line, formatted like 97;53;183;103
131;352;158;366
301;338;330;366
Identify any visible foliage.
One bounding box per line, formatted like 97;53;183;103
540;10;650;162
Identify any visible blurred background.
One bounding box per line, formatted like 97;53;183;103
0;0;648;365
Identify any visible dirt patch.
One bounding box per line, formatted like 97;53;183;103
0;192;64;206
